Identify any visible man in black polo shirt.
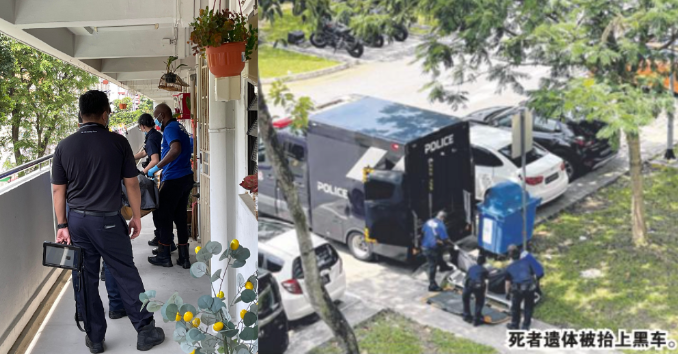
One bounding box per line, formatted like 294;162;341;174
52;90;165;353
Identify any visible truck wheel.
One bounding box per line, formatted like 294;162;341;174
348;232;374;262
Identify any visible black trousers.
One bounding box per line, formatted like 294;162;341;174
423;248;440;286
69;210;154;343
462;286;485;322
510;288;536;328
157;174;194;245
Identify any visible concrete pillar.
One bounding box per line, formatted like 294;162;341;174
208;71;238;315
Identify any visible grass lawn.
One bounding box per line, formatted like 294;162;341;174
309;311;497;354
533;166;678;351
259;45;339;79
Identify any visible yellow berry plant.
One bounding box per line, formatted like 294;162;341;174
140;239;257;354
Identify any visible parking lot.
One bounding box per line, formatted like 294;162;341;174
261;32;678;353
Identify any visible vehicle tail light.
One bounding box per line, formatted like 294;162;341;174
273;116;293;129
282;279;303;294
560;162;566;171
521;175;544;185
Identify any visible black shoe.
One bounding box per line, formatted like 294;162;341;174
137;320;165;351
109;309;127;319
176;244;192;269
521;324;531;331
152;242;177;255
148;234;159;247
148;244;173;267
463;316;473;324
428;284;443;292
506;323;519;330
85;335;105;353
474;320;483;327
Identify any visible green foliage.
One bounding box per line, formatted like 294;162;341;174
165;56;188;74
416;0;678;136
0;34;99;167
189;5;259;60
109;96;154;128
532;167;678;344
309;310;497;354
144;240;257;354
269;80;315;133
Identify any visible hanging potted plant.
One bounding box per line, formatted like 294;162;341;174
119;102;127;109
163;56;187;84
188;1;258;78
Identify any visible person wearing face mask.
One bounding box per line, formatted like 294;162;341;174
147;103;194;269
133;113;177;254
51;90;165;352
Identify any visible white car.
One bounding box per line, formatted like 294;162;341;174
470;125;569;204
258;221;347;321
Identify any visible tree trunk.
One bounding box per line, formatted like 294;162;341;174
258;85;360;354
627;132;647;247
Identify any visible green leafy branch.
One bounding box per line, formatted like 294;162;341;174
141;240;258;354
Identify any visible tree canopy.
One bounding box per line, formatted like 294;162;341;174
110;96;154;128
0;34;99;168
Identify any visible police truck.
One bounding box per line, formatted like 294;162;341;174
258;96;475;262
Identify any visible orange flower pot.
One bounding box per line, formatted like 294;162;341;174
119;103;127;109
206;42;246;78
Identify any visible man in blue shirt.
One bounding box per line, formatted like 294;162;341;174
421;210;452;292
521;250;545;296
462;254;489;326
147;103;194;269
505;244;537;330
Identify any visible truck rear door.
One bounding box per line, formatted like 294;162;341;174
364;170;412;247
406;123;475;242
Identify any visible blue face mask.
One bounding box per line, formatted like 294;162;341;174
154;118;161;127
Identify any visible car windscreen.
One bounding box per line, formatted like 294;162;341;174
258;220;294;242
498;145;546;168
292;244;340;279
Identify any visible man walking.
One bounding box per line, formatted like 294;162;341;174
421;210;453;292
505;244;537;330
462;254;489;326
147;103;194;269
52;90;165;352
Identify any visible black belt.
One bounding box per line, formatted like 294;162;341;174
71;209;119;217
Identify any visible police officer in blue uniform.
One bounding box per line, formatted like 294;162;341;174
505;244;537;330
52;91;165;353
147;103;194;269
462;254;489;326
421;210;453;292
521;250;545;296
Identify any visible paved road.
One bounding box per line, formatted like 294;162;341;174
264;55;670;354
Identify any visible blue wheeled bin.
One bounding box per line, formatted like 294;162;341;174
477;182;541;255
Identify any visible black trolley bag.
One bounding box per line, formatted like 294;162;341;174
42;242;89;332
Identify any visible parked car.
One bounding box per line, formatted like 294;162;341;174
470;125;569;205
259;221;347;321
464;104;616;180
258;268;289;354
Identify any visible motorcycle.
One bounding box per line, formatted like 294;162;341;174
362;23;408;47
310;20;365;58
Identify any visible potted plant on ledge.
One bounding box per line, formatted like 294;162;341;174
189;1;258;78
